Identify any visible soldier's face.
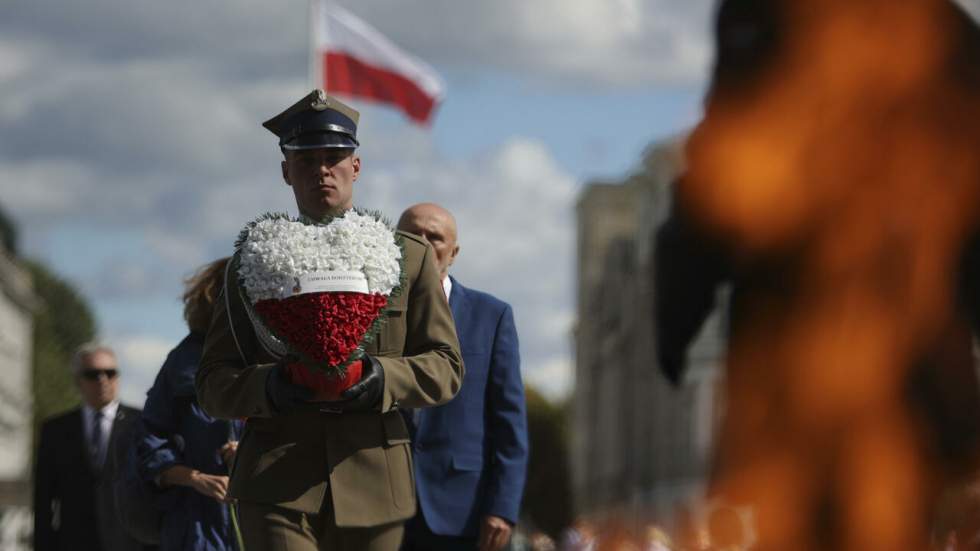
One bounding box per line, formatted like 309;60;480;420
282;148;360;219
76;351;119;409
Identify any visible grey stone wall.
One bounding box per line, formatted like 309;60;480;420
572;136;727;526
0;247;36;550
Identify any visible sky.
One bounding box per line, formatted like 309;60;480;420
4;0;976;406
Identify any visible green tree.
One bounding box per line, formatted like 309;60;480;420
0;205;17;256
522;385;573;539
26;260;97;435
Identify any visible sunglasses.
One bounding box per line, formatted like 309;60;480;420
80;368;118;381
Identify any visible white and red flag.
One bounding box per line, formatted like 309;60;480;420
312;1;446;125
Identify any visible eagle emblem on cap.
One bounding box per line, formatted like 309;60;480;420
311;90;330;111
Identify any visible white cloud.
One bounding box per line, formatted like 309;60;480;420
351;136;578;401
3;0;711;90
0;159;102;215
526;356;573;401
93;262;155;297
3;55;278;173
113;334;175;407
3;0;671;407
341;0;712;87
0;39;32;87
144;229;212;269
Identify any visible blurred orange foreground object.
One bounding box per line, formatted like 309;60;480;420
676;0;980;549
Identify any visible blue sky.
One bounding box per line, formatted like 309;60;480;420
431;72;704;177
1;0;719;405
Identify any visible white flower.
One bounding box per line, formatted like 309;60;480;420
238;211;402;302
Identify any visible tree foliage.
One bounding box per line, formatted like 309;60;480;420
0;205;17;256
25;260;97;436
522;385;574;539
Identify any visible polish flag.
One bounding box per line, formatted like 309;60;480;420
312;1;446;125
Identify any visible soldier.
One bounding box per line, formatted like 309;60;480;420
195;90;464;551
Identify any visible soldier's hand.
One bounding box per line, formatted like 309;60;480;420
265;357;315;415
338;355;385;412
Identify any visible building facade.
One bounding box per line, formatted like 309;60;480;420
572;136;727;527
0;245;35;550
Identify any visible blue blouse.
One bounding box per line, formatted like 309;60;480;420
138;332;243;551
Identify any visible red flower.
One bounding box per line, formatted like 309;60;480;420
254;292;389;399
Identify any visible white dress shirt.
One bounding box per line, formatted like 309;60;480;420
442;275;452;301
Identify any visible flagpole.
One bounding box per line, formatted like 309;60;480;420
308;0;322;91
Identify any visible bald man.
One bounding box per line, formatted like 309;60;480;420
397;204;528;551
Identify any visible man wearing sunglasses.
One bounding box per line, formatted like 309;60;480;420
34;343;145;551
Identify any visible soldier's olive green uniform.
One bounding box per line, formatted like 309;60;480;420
196;230;463;551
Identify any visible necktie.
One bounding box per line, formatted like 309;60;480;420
90;410;104;468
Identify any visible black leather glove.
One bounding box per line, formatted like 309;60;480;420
265;357;315;415
337;355;385;412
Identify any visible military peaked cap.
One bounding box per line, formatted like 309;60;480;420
262;89;360;150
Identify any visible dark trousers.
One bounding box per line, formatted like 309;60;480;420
400;511;478;551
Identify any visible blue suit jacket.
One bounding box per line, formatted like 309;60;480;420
411;277;529;537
